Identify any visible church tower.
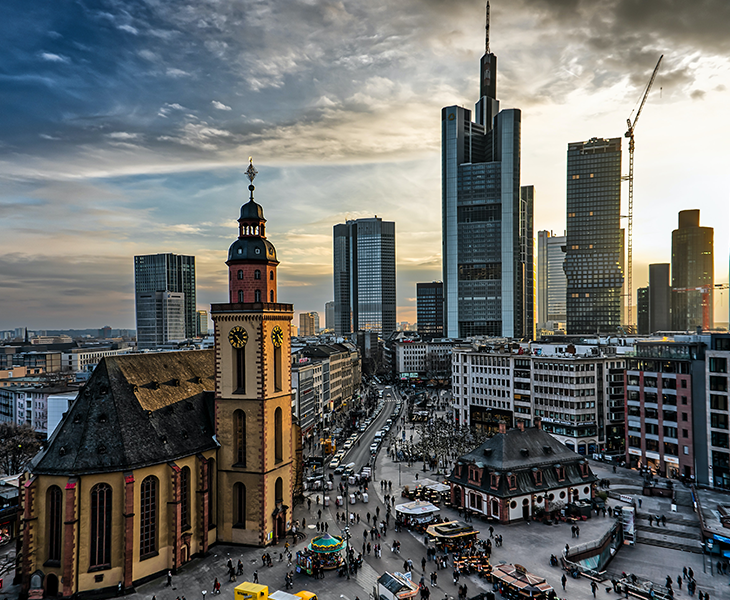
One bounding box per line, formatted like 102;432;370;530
211;160;294;546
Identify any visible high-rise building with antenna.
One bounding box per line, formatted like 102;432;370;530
441;2;534;339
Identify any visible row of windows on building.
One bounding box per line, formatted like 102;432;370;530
236;270;274;281
45;467;284;568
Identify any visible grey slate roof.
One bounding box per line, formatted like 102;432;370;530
31;350;217;476
447;426;597;498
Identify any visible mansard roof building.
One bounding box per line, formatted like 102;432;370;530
448;420;597;523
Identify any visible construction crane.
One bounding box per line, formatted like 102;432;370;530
625;55;663;332
673;283;730;331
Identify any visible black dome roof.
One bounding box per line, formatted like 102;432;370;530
240;199;265;221
227;237;278;263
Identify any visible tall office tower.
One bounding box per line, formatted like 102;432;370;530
564;137;623;334
637;287;650;334
537;230;567;329
299;312;318;336
197;310;209;337
672;209;714;331
135;290;185;348
324;301;335;331
441;7;533;339
648;263;671;332
417;282;444;340
333;217;396;337
134;253;196;339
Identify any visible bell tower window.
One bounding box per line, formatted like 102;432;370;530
270;270;274;280
270;290;274;302
254;270;261;280
238;290;244;303
255;290;261;302
237;270;243;280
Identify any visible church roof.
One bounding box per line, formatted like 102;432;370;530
240;199;265;221
31;350;217;476
227;237;278;263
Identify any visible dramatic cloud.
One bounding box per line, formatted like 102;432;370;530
0;0;728;329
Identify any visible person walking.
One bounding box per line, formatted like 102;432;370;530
591;581;598;598
253;570;259;584
561;573;567;591
638;498;642;508
677;575;682;590
166;571;172;587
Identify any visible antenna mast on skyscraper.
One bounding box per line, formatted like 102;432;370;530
485;2;490;54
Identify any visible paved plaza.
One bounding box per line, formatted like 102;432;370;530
4;389;730;599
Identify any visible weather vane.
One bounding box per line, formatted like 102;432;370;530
246;157;258;184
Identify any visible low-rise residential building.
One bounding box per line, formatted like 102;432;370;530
0;385;77;435
291;357;324;441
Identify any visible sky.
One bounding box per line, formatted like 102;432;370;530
1;0;729;331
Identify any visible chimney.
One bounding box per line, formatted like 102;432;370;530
534;417;542;430
517;420;524;432
498;421;507;434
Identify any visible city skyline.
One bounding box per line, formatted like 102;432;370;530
1;0;729;329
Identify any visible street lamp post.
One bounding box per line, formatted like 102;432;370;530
342;526;351;579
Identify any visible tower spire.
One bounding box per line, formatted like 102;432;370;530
485;1;490;54
245;157;258;202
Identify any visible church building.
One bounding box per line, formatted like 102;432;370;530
18;161;297;598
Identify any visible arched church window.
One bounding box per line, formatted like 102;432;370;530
254;270;261;280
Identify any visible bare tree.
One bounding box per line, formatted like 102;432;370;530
0;423;41;475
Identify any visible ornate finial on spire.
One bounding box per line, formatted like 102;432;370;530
246;157;258;201
485;2;490;54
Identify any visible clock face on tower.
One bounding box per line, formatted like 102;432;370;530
271;325;284;347
228;326;248;348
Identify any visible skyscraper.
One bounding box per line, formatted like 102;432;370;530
333;217;396;337
135;290;185;349
636;287;649;334
565;137;623;334
324;301;335;331
134;253;196;339
299;312;319;336
648;263;671;332
672;209;714;330
441;7;533;339
197;310;209;337
417;282;444;340
537;230;567;330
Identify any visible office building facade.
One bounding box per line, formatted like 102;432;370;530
648;263;671;332
333;217;396;337
196;310;209;337
135;290;185;349
298;312;319;337
417;282;444;340
441;18;533;340
324;301;335;331
672;210;714;331
637;287;650;334
134;253;196;340
565;137;623;334
537;230;567;330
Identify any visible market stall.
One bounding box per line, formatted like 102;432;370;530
377;572;419;600
490;564;555;599
425;520;479;551
395;500;440;529
295;533;345;575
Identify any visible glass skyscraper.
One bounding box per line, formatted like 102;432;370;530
417;282;444;340
537;230;567;329
333;217;396;337
134;253;196;343
671;209;714;330
441;23;533;339
565;137;623;334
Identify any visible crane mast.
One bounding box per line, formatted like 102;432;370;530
625;55;662;331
